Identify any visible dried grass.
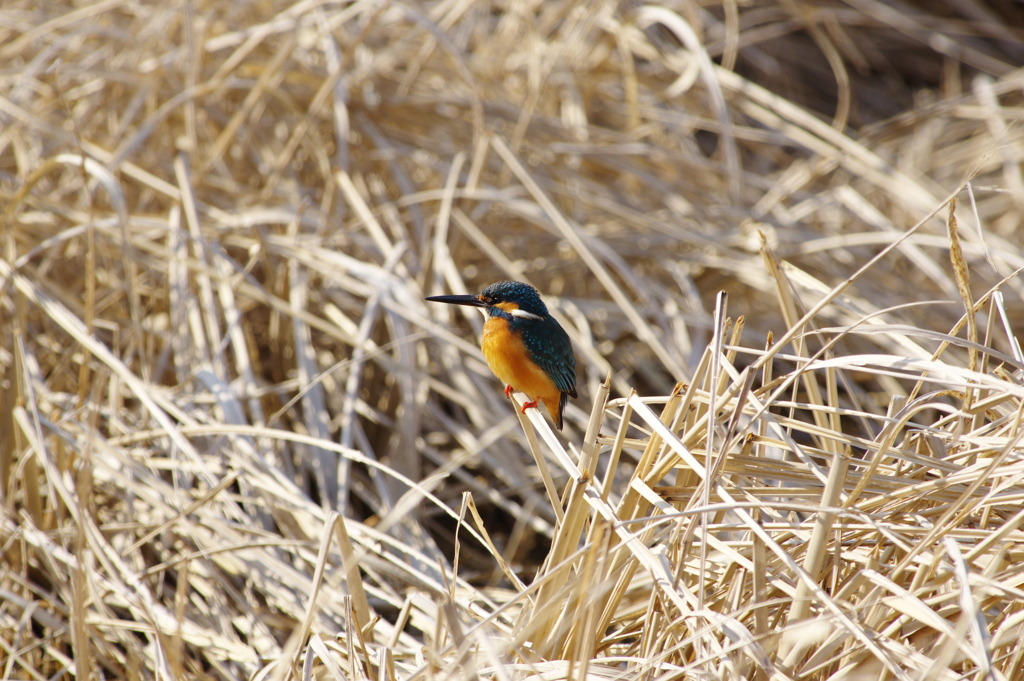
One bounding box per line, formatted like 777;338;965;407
3;0;1024;679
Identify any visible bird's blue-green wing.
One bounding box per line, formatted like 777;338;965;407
522;320;577;398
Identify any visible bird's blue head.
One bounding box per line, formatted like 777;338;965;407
479;281;549;318
425;281;552;323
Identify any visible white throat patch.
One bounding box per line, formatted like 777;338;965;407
509;308;543;321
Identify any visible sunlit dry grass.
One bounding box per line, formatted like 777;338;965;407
3;0;1024;679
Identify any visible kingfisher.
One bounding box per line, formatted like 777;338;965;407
426;281;577;430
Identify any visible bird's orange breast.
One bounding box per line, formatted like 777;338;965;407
481;316;563;419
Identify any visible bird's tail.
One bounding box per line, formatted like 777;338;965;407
545;393;568;431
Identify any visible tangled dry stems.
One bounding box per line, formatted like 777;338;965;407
3;0;1024;679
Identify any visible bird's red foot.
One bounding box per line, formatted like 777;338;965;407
520;399;538;413
504;385;514;399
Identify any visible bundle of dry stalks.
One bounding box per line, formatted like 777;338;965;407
3;0;1024;679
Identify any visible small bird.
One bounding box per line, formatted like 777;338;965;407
427;281;577;430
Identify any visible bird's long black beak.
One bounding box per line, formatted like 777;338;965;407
425;294;487;308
